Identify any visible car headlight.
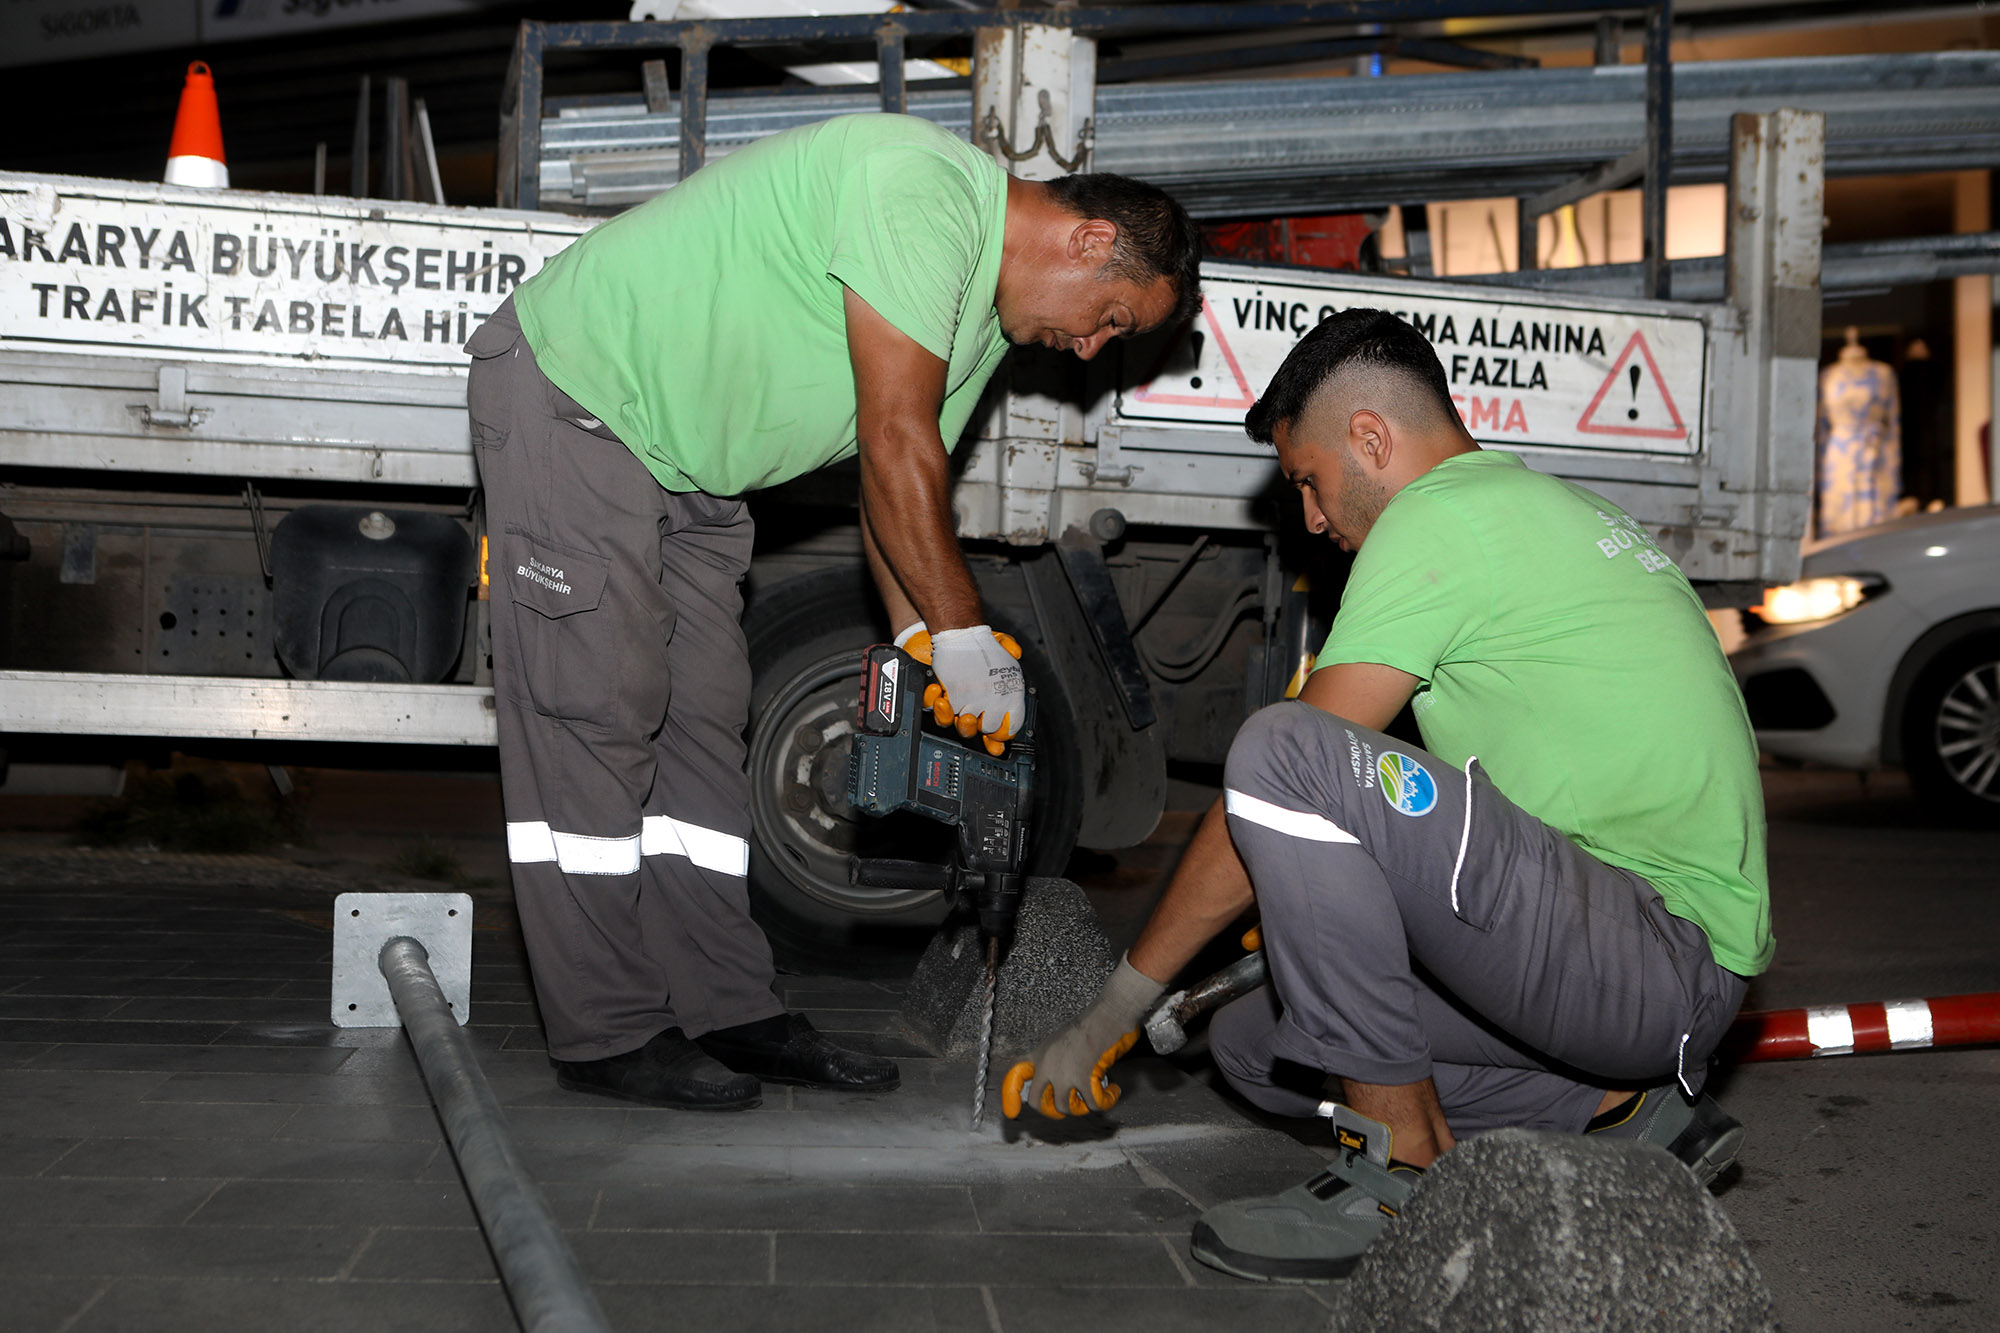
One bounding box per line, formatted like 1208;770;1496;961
1751;574;1886;625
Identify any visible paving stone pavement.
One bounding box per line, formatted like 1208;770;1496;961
0;852;1339;1333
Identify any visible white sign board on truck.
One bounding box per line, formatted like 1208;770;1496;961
1120;274;1707;457
0;173;593;372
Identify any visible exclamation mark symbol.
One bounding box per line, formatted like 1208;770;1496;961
1188;330;1206;391
1627;364;1641;421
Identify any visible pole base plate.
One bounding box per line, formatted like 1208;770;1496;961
333;891;473;1028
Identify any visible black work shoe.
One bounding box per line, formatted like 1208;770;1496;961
553;1027;761;1111
696;1012;900;1092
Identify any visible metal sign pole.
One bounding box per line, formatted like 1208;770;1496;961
379;936;611;1333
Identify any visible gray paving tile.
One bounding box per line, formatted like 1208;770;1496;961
492;1105;629;1144
276;1102;446;1142
2;1177;221;1227
779;1232;1184;1288
614;1100;933;1148
142;1070;425;1106
0;995;130;1020
993;1284;1334;1331
0;1069;175;1102
467;1142;792;1187
0;959;172;980
573;1230;774;1285
0;1019;234;1045
67;1277;515;1333
210;1021;357;1048
593;1182;979;1234
0;1092;298;1140
0;1224;366;1279
0;1041;55;1067
189;1179;480;1229
55;1135;438;1182
113;996;329;1024
1127;1138;1328;1210
596;1283;992;1332
348;1225;772;1285
464;1000;540;1026
25;1043;356;1074
786;1145;1145;1187
970;1183;1198;1234
4;1275;108;1333
803;1008;904;1035
0;1135;80;1176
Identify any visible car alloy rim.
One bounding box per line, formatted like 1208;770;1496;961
1934;659;2000;803
747;648;947;915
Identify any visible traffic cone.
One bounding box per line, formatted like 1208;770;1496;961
164;61;228;189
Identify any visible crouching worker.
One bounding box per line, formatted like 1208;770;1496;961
1004;309;1772;1282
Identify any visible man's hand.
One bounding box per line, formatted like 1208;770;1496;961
929;626;1026;742
1003;956;1164;1119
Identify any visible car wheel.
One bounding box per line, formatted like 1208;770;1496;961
742;568;1083;976
1899;632;2000;827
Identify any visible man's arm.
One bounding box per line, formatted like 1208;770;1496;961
845;286;982;632
1006;660;1422;1118
1124;661;1421;983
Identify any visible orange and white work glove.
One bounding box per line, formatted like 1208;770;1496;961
1003;955;1165;1119
893;621;933;663
924;624;1026;747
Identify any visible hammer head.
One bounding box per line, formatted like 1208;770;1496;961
1144;989;1189;1055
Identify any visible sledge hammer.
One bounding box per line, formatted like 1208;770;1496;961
1144;930;1270;1055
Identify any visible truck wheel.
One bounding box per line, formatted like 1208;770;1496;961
1900;632;2000;828
742;568;1083;976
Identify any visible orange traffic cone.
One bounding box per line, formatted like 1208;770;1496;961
164;61;228;189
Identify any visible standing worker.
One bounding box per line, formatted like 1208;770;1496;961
466;113;1198;1110
1006;309;1771;1281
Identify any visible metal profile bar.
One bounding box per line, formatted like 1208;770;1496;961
680;31;713;179
1643;1;1674;300
1100;36;1387;82
538;2;1615;49
1395;36;1535;70
502;21;544;209
1464;230;2000;301
877;25;907;114
380;937;610;1333
1523;146;1648;222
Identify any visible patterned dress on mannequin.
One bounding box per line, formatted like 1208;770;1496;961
1816;353;1901;535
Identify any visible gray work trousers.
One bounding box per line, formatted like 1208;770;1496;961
1213;703;1746;1137
466;300;783;1061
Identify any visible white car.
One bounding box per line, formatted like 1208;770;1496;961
1729;505;2000;825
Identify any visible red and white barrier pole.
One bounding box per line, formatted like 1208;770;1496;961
1726;992;2000;1063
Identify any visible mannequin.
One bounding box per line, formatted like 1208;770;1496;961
1816;326;1901;535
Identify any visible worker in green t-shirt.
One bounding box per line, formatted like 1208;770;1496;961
1004;309;1772;1283
463;113;1198;1112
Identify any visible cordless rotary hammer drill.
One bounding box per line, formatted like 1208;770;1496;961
846;642;1035;1125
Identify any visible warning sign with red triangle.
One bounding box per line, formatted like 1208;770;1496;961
1127;297;1257;411
1576;331;1688;441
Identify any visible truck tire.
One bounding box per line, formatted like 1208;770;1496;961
742;568;1083;976
1899;632;2000;828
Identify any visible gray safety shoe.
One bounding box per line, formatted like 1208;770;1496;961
1190;1104;1422;1283
1588;1084;1744;1187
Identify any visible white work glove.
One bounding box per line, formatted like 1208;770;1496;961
927;624;1026;742
1003;955;1165;1119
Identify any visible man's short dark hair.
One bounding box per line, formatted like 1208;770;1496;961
1245;308;1457;444
1046;172;1202;326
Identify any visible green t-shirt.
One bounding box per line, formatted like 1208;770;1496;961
1316;450;1773;975
513;114;1012;496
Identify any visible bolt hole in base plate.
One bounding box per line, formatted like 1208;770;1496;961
332;891;474;1027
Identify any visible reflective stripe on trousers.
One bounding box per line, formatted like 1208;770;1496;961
506;816;751;878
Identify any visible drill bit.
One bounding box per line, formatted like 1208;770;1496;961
971;935;998;1130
